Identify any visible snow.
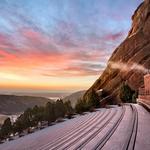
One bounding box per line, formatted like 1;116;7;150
0;105;149;150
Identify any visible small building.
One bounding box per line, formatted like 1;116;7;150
138;72;150;106
144;74;150;91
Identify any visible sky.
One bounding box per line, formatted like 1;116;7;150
0;0;143;93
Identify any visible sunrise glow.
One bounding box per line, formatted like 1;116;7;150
0;0;142;92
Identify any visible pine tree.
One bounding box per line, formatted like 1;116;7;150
13;114;25;134
64;100;73;114
1;118;12;138
75;99;85;114
64;100;73;118
86;89;100;108
55;100;66;118
119;82;134;103
44;102;56;125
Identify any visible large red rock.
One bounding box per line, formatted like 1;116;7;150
84;0;150;103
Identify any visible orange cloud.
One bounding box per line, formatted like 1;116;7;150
0;27;121;91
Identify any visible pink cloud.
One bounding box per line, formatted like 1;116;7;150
102;32;124;41
0;27;111;77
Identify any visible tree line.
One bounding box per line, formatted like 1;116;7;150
75;82;138;114
0;99;73;141
0;89;101;142
75;89;100;114
0;82;138;142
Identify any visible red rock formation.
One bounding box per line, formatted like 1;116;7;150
84;0;150;103
138;73;150;107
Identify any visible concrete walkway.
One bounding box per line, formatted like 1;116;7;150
135;104;150;150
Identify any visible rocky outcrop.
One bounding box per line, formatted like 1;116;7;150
84;0;150;103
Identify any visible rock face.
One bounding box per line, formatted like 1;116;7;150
84;0;150;103
63;90;86;108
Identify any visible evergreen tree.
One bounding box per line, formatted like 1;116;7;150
0;131;4;141
23;108;33;128
119;82;134;103
33;106;45;122
44;102;56;125
1;118;12;138
32;105;41;124
64;100;73;114
75;99;85;114
13;114;25;134
86;89;100;108
64;100;73;118
55;100;66;118
13;107;36;134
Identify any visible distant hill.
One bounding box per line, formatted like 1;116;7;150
63;90;86;108
0;95;52;115
8;92;69;99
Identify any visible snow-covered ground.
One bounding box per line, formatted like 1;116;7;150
0;105;149;150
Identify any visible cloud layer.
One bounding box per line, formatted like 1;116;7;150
0;0;142;91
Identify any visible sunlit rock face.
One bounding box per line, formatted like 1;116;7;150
144;74;150;90
138;73;150;101
84;0;150;103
